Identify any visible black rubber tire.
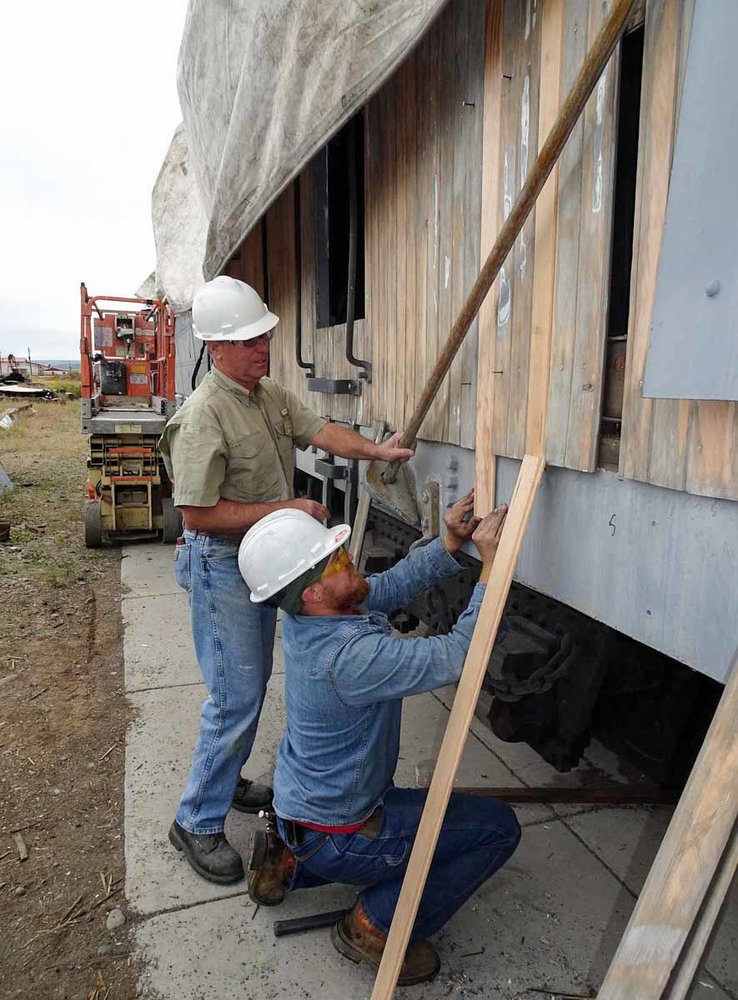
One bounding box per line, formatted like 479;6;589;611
84;501;103;549
161;498;182;544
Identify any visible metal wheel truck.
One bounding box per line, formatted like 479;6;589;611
79;282;181;547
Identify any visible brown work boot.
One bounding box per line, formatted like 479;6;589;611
247;828;295;906
331;903;440;986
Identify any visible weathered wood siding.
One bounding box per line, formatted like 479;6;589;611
475;0;620;516
231;0;737;504
619;0;738;501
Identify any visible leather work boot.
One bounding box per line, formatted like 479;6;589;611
168;821;244;885
231;778;273;814
247;827;295;906
331;903;440;986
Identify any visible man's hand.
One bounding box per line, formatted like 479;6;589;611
288;498;328;522
373;431;415;465
443;490;480;555
471;505;508;580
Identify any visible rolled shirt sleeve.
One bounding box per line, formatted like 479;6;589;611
281;386;327;449
162;420;227;507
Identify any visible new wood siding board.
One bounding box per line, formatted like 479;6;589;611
436;6;457;443
505;1;542;460
414;37;431;450
427;16;446;441
460;0;486;451
396;60;410;433
491;0;523;457
546;0;589;467
365;99;379;429
564;0;619;471
475;0;504;512
686;402;738;501
448;0;469;448
525;0;565;458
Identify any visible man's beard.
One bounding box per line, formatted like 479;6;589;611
334;575;371;611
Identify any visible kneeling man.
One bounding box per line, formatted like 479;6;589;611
238;492;520;986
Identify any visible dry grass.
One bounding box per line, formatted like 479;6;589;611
0;400;108;615
0;397;134;1000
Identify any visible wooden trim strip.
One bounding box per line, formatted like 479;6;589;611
597;653;738;1000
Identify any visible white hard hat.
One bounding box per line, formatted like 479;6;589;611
238;509;352;603
192;276;280;342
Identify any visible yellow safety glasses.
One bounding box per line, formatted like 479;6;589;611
320;545;352;579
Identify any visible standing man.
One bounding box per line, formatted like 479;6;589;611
159;276;413;884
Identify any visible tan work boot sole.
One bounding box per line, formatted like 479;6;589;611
247;829;286;906
330;919;440;986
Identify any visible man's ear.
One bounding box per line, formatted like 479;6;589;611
301;582;322;607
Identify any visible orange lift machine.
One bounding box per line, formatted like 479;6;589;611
79;282;181;547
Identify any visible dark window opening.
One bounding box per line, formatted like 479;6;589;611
599;24;645;470
314;112;365;329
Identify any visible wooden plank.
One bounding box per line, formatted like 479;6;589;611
459;0;486;451
395;62;410;433
474;0;505;510
447;0;468;447
597;655;738;1000
546;0;589;467
403;57;418;432
364;99;379;429
491;0;523;457
505;3;542;459
563;0;619;471
685;401;738;500
414;37;431;447
385;81;399;434
525;0;565;457
425;17;446;440
619;0;680;482
370;454;546;1000
667;821;738;1000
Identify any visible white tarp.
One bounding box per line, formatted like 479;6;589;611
170;0;448;291
151;123;208;313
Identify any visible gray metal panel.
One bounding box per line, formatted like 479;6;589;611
174;310;207;399
643;0;738;401
84;409;168;435
409;442;737;683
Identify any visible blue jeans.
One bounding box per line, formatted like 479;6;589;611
277;788;521;940
174;529;277;834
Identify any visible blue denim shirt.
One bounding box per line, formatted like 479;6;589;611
273;537;487;827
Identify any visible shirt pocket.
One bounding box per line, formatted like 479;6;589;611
272;418;295;458
227;432;275;497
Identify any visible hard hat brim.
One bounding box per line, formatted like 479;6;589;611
193;309;280;342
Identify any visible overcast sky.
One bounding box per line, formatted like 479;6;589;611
0;1;188;360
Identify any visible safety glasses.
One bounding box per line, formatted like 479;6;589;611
319;545;352;579
229;332;274;348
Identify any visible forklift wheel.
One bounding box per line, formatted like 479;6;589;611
85;501;103;549
162;498;182;544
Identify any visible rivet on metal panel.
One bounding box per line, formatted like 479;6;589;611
705;279;721;298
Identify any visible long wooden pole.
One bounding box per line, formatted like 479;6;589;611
597;656;738;1000
370;454;545;999
382;0;636;484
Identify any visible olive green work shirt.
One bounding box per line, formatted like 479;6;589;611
159;368;327;507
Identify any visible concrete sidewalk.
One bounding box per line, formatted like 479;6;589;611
122;543;737;1000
